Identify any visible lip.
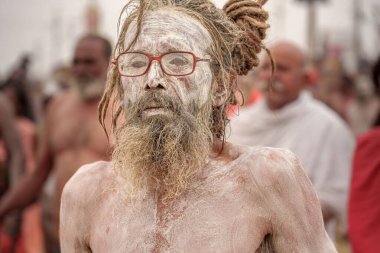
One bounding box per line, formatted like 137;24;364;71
145;106;164;111
144;102;163;110
143;106;171;115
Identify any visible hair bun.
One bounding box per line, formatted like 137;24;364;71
223;0;270;75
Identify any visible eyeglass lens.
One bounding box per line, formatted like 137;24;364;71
118;52;194;76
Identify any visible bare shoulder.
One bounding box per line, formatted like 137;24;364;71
246;146;309;188
62;161;114;208
45;89;79;115
60;161;115;250
231;145;318;209
226;144;336;251
228;144;306;186
65;161;114;196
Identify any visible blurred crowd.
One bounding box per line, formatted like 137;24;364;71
0;34;379;253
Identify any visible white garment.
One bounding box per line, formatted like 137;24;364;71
228;91;355;233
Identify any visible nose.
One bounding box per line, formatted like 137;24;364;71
144;60;166;90
73;62;86;79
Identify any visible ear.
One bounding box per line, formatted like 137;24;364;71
211;74;236;107
303;64;319;87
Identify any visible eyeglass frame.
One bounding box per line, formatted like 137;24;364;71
112;51;212;77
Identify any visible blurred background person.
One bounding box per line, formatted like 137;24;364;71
349;55;380;253
311;50;379;137
313;54;355;122
0;93;25;253
0;34;112;253
0;55;42;253
229;41;355;242
0;56;35;123
345;72;380;136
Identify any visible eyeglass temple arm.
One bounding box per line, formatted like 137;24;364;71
196;55;212;62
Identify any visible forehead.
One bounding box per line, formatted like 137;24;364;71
268;44;304;67
74;39;105;59
124;9;212;54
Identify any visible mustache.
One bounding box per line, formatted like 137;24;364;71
128;91;184;117
262;80;284;92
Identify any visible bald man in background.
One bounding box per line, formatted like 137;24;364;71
229;41;355;239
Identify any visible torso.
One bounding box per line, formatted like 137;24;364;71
48;91;109;173
83;146;272;253
62;144;336;253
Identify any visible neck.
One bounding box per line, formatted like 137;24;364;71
210;138;224;156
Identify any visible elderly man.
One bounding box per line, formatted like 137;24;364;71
60;0;337;252
229;41;355;237
0;34;112;253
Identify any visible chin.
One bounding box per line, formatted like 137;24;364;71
266;99;285;110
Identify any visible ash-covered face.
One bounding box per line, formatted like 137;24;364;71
120;9;214;118
113;10;215;201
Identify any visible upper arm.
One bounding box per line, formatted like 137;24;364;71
0;96;24;181
249;148;337;252
33;95;62;179
60;162;107;253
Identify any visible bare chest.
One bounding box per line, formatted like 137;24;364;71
48;102;108;155
89;188;268;253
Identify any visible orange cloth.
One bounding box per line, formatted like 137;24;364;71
0;232;25;253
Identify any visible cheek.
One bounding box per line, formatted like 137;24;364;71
93;65;104;76
176;68;212;106
194;68;213;100
121;76;144;104
258;68;271;81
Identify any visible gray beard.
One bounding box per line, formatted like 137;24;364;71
112;91;213;201
74;77;104;101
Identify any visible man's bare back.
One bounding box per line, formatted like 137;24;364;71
61;144;335;253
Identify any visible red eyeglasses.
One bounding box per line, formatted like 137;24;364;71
113;51;211;77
